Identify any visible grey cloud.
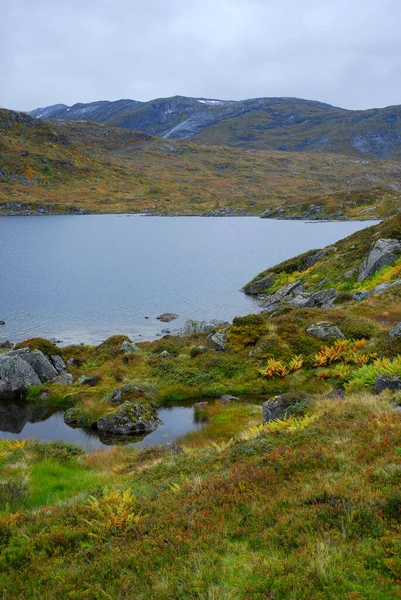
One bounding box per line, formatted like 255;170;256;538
2;0;401;111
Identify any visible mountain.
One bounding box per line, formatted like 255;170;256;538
29;96;401;158
1;108;401;217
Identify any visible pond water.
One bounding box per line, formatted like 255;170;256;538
0;400;206;450
0;215;376;346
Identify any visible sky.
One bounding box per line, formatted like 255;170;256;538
2;0;401;112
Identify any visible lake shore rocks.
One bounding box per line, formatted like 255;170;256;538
157;313;179;323
97;401;161;435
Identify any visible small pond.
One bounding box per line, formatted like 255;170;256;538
0;400;208;450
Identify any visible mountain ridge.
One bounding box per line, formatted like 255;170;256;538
27;95;401;158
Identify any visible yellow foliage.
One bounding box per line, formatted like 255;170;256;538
84;488;144;534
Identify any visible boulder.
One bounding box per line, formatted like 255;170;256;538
389;322;401;338
262;392;311;422
211;330;227;351
374;374;401;394
166;442;184;454
358;238;401;282
18;349;58;383
0;354;41;392
244;273;276;296
120;340;138;353
51;354;67;374
64;407;87;426
157;313;179;323
77;375;98;386
287;288;337;309
261;280;304;312
306;322;345;341
0;321;5;326
160;350;171;358
374;280;401;294
304;249;327;268
97;401;161;435
0;341;14;349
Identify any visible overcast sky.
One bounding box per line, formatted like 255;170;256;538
2;0;401;112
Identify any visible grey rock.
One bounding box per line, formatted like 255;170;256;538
211;330;227;351
374;374;401;394
220;395;240;403
389;322;401;338
353;290;371;302
120;340;138;353
157;313;179;323
0;354;41;392
97;401;161;435
51;354;67;374
304;249;327;268
194;401;209;408
374;280;401;294
52;373;74;385
306;322;345;341
77;375;98;386
18;349;58;383
66;357;81;367
287;288;337;310
0;321;5;326
0;341;14;349
244;273;276;296
180;320;225;335
344;268;358;280
261;280;304;312
160;350;171;358
358;238;401;281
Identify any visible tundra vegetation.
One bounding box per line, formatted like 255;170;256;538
0;217;401;597
1;108;401;219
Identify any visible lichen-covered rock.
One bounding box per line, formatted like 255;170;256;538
52;373;74;385
97;401;161;435
389;322;401;338
220;395;240;403
211;330;227;351
262;392;311;422
120;340;138;353
180;320;225;335
353;290;371;302
306;322;345;341
358;238;401;282
66;357;81;367
64;407;87;426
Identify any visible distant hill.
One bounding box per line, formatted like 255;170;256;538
29;96;401;158
1;108;401;217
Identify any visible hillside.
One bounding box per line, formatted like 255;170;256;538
1;109;401;218
30;95;401;158
1;217;401;598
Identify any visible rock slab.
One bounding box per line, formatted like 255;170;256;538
97;401;161;435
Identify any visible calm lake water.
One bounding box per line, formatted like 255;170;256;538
0;215;376;345
0;400;205;450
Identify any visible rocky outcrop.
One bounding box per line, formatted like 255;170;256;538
77;375;98;386
244;273;275;296
51;355;67;374
306;322;345;341
258;280;337;313
97;401;161;435
358;239;401;282
157;313;179;323
0;341;14;349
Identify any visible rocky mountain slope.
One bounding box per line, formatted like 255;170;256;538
1;108;401;217
29;95;401;158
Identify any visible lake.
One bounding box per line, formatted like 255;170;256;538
0;215;376;345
